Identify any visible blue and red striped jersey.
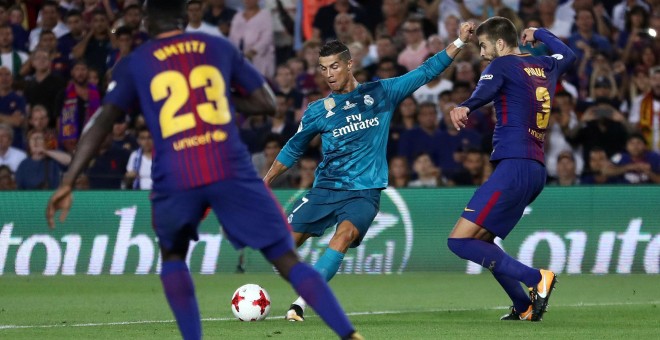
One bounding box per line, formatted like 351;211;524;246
461;29;576;164
103;32;264;191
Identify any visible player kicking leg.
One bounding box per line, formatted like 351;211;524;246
447;159;556;321
284;188;380;321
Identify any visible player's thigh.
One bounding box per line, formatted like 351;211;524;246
205;178;293;252
460;159;545;239
288;188;338;237
150;188;207;253
336;189;381;248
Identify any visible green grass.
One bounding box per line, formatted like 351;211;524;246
0;273;658;339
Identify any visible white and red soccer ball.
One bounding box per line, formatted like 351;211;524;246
231;284;271;321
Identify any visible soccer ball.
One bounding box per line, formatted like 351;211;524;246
230;284;271;321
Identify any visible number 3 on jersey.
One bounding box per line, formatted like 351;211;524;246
535;86;551;129
151;65;230;138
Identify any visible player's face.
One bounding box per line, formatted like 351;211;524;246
319;54;352;93
477;34;498;61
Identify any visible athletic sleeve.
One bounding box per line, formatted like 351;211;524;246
534;28;577;75
380;49;454;107
103;56;138;111
460;61;505;112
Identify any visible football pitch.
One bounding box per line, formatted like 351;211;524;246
0;273;658;339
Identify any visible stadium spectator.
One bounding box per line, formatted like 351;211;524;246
435;102;483;177
294;156;318;189
0;24;28;77
312;0;369;42
203;0;237;36
545;91;584;178
266;0;296;65
610;133;660;184
8;5;28;52
0;123;25;172
568;9;614;85
398;17;429;72
115;4;149;47
581;147;624;184
72;10;112;83
23;48;67;126
27;105;57;151
186;0;222;37
273;64;303;111
616;5;652;65
54;61;101;153
548;150;581;186
408;152;442;187
57;10;85;70
267;93;298;143
28;1;69;51
387;155;409;188
333;13;354;44
228;0;275;78
252;134;289;188
629;66;660;152
448;148;489;186
125;127;153;190
388;96;418;159
375;0;407;49
87;134;129;189
0;67;26;148
611;0;651;32
413;66;453;109
398;102;441;165
110;115;137;152
14;130;70;189
538;0;572;39
105;26;132;71
0;164;15;190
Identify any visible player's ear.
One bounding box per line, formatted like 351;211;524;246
496;39;504;52
347;59;353;71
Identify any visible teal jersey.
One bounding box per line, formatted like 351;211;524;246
277;50;454;190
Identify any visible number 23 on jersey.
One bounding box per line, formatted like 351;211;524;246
150;65;230;139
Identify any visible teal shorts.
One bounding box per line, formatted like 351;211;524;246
287;187;381;248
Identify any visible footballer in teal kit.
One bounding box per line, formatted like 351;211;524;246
264;22;476;321
447;17;576;322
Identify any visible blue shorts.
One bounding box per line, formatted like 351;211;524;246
461;159;546;239
151;178;293;260
288;187;381;248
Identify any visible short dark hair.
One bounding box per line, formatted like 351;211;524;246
123;4;142;14
187;0;203;7
628;132;647;145
319;40;351;61
146;0;185;35
114;26;133;38
66;9;82;19
42;1;59;11
475;16;519;48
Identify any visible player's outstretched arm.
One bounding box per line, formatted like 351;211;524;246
522;27;577;72
45;104;124;229
381;21;474;105
232;84;277;117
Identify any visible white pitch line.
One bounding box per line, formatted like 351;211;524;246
0;300;658;331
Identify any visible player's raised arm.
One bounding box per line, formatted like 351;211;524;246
380;21;475;105
521;27;577;73
46;104;124;228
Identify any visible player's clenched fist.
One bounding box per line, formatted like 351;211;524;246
458;22;476;43
521;27;539;46
450;106;470;131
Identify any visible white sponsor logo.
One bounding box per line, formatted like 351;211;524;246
342;100;356;110
551;53;564;60
325;110;335;118
480;74;493;80
332;114;380;137
364;95;374;106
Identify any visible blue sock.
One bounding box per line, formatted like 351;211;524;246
289;262;354;338
313;248;345;282
160;261;201;340
447;238;541;287
493;271;532;312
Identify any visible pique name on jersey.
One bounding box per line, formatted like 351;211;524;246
332;114;380;137
523;67;546;78
153;40;207;61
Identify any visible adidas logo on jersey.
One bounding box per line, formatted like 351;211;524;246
343;101;356;110
325;110;335;118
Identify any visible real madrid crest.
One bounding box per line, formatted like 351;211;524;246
363;95;374;106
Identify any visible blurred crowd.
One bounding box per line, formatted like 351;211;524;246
0;0;659;191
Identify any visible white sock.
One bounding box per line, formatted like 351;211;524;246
292;296;307;311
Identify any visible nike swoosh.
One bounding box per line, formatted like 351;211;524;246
464;208;475;212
